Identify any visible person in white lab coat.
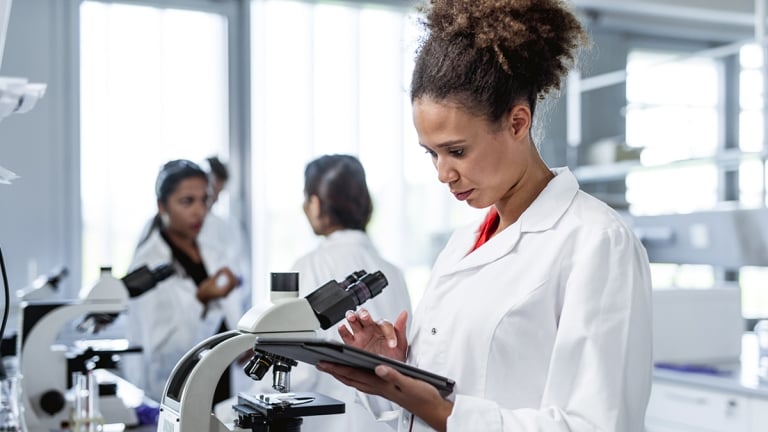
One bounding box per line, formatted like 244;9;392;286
289;154;412;431
199;156;251;313
123;159;243;404
317;1;653;431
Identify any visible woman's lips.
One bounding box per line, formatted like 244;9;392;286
453;189;473;201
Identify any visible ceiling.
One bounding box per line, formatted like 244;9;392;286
572;0;765;42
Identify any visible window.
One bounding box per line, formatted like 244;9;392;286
80;2;229;285
624;45;768;319
738;43;768;319
738;43;766;207
250;0;480;307
625;50;721;215
624;49;721;290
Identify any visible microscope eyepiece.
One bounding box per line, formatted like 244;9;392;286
304;270;388;330
346;271;387;306
338;270;366;290
122;263;174;298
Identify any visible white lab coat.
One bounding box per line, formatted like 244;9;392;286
370;167;652;432
137;213;250;313
199;211;251;314
122;228;243;402
288;229;412;432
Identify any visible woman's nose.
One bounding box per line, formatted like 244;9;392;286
195;202;208;217
435;158;457;184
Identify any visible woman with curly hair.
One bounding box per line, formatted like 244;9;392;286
318;1;653;431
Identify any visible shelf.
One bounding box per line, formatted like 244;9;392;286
573;150;768;185
573;160;641;184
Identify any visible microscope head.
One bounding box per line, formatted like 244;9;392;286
241;269;388;393
305;270;387;330
76;264;174;333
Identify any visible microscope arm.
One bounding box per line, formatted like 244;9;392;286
19;265;173;430
160;331;254;432
20;300;126;429
157;270;388;432
237;297;320;334
158;298;321;432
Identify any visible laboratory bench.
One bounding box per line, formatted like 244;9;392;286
646;333;768;432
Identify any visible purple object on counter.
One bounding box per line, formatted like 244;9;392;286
136;403;160;425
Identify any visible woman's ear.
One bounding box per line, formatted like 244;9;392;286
157;201;170;227
505;104;532;139
306;195;322;221
304;194;329;235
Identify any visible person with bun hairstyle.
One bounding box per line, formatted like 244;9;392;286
286;154;412;431
317;1;653;431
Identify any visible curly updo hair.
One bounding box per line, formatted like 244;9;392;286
304;154;373;232
411;0;588;124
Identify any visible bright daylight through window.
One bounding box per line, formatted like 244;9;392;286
80;1;229;286
249;0;481;307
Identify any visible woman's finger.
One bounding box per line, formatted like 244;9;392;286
338;322;356;345
376;320;399;348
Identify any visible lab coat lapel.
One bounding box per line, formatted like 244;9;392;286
452;221;523;273
437;167;580;276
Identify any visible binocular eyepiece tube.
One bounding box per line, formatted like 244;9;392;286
305;270;388;330
243;269;388;391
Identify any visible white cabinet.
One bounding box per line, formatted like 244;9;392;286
646;382;768;432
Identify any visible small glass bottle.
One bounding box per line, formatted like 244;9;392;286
0;374;24;432
70;372;103;432
754;320;768;380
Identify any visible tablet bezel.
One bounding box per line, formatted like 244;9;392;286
253;337;455;397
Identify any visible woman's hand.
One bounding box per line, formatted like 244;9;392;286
339;309;408;362
196;267;238;304
317;362;453;432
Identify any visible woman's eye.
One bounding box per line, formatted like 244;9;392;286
449;148;464;157
424;148;437;158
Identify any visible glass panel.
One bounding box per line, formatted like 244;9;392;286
740;109;764;152
627;52;719;107
740;69;764;110
257;0;315;280
626;166;719;215
80;2;228;284
359;7;405;263
624;49;720;218
739;160;764;207
741;267;768;319
650;264;716;290
250;1;479;306
626;107;718;163
739;41;768;318
740;43;763;69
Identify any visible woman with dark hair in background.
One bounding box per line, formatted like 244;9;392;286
124;159;243;405
318;1;653;431
290;154;412;431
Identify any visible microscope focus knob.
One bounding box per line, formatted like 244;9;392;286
40;389;66;415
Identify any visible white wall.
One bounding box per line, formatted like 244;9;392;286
0;0;80;302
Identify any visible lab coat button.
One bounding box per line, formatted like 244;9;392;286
431;327;437;335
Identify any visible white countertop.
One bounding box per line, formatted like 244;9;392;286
652;332;768;399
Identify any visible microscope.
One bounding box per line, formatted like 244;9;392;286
18;264;173;431
157;270;388;432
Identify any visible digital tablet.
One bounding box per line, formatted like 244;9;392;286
253;337;455;397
